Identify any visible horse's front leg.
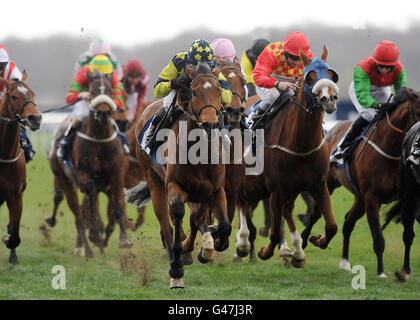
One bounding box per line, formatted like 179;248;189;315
167;181;188;289
308;181;338;249
283;200;306;268
3;194;23;265
258;191;283;260
45;177;64;227
109;176;132;249
209;187;231;253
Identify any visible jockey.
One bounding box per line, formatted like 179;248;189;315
57;54;129;165
121;59;150;122
143;39;232;150
330;40;408;163
240;38;270;99
75;40;122;77
211;38;237;64
0;45;35;162
250;32;314;125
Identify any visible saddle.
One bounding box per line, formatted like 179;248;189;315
249;92;294;130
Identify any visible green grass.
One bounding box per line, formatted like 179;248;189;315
1;134;420;300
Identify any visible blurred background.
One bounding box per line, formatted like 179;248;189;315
1;0;420;141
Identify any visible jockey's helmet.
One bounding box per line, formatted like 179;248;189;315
186;39;216;71
248;39;270;60
211;38;236;62
123;59;144;77
88;40;112;58
0;45;10;63
89;54;113;75
373;40;399;66
284;31;311;57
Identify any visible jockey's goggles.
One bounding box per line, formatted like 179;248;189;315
0;62;7;70
127;73;142;78
376;64;394;72
285;52;300;61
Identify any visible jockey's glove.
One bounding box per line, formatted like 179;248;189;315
171;74;191;90
378;102;397;115
78;91;91;100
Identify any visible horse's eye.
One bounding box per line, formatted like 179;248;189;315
192;90;197;97
10;95;17;100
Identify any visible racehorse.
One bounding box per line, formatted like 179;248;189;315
45;106;130;229
0;72;42;264
382;121;420;281
302;87;420;277
49;72;132;258
126;62;232;288
236;46;339;266
181;57;248;263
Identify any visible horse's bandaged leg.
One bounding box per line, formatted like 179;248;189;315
291;230;305;260
235;210;251;256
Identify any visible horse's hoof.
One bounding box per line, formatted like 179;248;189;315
279;248;292;258
119;239;133;249
197;249;210;264
309;235;327;249
378;273;388;279
292;257;306;268
232;254;243;263
45;217;56;227
339;259;351;271
2;234;10;245
258;227;269;237
236;246;250;258
394;270;409;282
74;247;85;257
258;247;273;261
182;252;193;266
169;278;185;289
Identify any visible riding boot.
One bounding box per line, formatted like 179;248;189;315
143;107;167;150
20;127;35;162
57;119;81;162
249;106;266;130
330;115;369;163
117;131;131;155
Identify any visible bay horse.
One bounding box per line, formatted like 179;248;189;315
180;57;248;263
0;72;42;264
126;62;231;288
301;87;420;277
236;47;339;266
49;72;132;258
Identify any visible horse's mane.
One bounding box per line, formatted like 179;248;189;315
390;87;420;113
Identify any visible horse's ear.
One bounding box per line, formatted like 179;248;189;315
215;56;224;66
0;76;11;87
406;87;419;102
321;45;328;62
22;70;28;82
300;48;311;67
233;56;241;67
185;63;198;79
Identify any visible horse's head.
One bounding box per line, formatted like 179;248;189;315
215;57;245;125
389;87;420;132
87;72;117;125
113;107;130;132
184;62;222;136
0;71;42;130
300;46;339;114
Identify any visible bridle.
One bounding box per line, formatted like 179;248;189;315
179;73;221;128
290;78;323;114
385;101;417;135
0;81;36;125
219;65;246;104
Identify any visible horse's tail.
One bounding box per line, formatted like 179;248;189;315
124;181;151;208
381;201;402;230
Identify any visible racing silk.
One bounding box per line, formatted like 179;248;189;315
66;65;124;109
75;52;122;77
241;51;255;86
0;61;22;98
153;52;232;105
253;41;314;89
354;56;408;109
